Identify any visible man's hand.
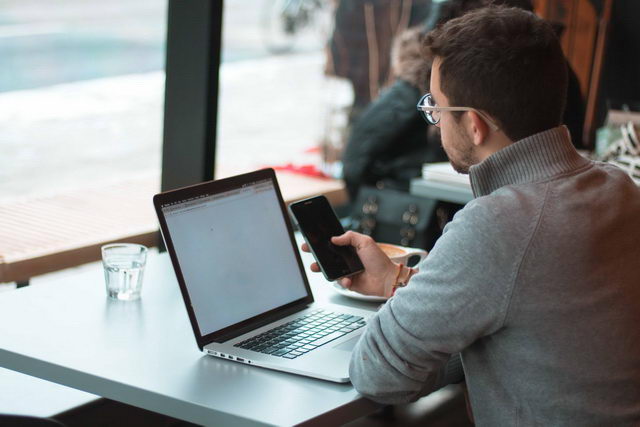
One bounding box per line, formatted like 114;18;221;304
301;231;397;297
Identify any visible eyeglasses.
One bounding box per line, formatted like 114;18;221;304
416;93;500;132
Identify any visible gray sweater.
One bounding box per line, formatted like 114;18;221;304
349;126;640;426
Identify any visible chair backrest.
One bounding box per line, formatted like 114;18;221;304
534;0;614;147
346;186;460;252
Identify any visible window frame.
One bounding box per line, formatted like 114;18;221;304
161;0;223;191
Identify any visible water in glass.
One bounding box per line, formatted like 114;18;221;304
104;259;145;300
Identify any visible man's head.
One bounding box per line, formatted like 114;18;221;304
423;5;567;173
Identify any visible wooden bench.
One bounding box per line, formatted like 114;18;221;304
0;177;160;287
0;172;347;286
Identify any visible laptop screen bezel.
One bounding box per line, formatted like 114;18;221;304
153;168;314;350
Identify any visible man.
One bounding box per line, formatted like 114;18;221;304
303;6;640;425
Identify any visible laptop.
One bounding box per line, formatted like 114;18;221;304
153;168;372;383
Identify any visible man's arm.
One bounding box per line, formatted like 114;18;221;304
348;199;529;403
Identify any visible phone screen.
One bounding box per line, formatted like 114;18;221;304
289;196;364;281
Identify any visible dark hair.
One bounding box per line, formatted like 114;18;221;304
436;0;533;27
425;5;567;141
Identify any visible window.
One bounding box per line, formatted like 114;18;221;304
216;0;351;179
0;0;167;200
215;0;435;181
0;0;168;288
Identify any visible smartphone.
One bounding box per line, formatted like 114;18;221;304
289;195;364;281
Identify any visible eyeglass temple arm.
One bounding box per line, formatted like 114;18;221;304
418;105;500;132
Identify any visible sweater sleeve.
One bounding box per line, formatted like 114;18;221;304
349;196;535;403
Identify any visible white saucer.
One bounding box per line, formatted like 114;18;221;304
332;283;388;303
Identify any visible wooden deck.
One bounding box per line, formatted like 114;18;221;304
0;177;160;284
0;171;347;284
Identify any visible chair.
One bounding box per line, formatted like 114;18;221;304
535;0;614;147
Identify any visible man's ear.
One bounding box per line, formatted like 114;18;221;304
467;111;489;147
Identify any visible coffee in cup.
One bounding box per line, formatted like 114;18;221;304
377;242;427;267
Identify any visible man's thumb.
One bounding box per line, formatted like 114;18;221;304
331;231;354;246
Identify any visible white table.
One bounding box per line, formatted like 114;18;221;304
0;249;382;426
410;178;474;205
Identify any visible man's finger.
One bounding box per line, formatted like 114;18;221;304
331;230;356;246
332;231;373;250
301;243;310;252
310;262;320;272
338;277;352;288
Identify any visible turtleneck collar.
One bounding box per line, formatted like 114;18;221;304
469;126;590;197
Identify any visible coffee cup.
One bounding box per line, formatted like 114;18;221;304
377;242;427;267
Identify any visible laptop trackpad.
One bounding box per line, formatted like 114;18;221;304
333;336;360;351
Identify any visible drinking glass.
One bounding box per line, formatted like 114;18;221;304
101;243;148;301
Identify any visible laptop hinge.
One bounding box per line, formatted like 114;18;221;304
214;302;311;343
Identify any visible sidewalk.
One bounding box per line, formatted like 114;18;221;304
0;51;352;202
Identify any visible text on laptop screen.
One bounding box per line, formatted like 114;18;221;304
162;179;308;336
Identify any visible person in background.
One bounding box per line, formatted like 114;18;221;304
304;5;640;425
341;26;445;200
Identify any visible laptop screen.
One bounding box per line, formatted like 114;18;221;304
160;176;309;337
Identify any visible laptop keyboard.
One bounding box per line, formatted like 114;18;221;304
234;309;366;359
